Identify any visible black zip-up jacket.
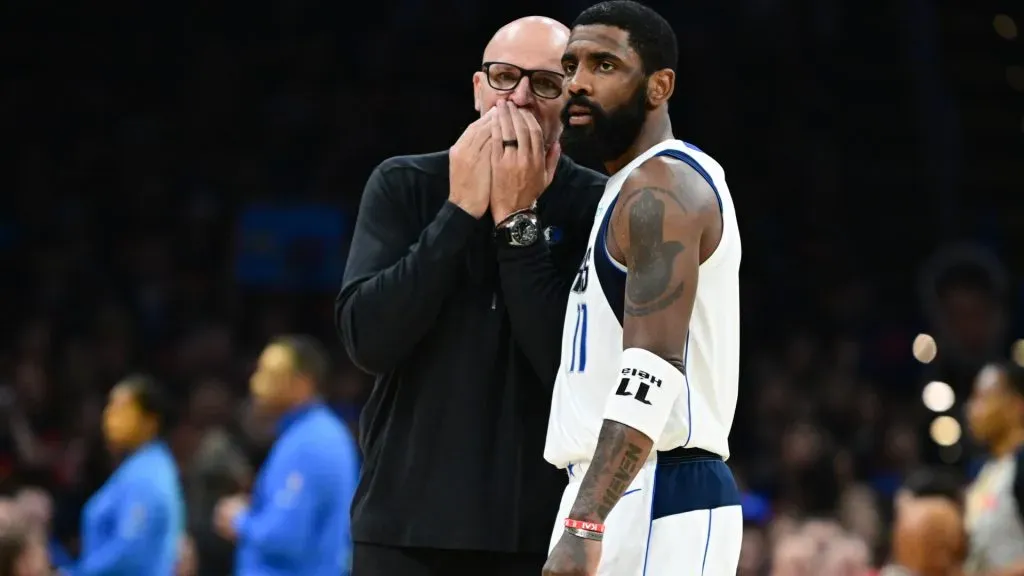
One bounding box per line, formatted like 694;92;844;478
336;150;606;553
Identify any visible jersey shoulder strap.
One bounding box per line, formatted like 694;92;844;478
653;147;723;214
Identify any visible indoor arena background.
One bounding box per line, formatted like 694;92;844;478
2;0;1023;574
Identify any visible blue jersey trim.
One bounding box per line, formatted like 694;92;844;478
655;148;723;213
594;196;626;326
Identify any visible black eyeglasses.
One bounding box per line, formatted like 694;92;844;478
481;61;565;100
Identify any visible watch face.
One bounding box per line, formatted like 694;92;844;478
510;216;539;245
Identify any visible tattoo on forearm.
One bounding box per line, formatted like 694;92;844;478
570;421;651;523
600;441;643;517
620;187;688;317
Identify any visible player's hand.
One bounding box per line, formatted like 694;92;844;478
449;109;496;218
212;494;248;541
490;100;560;223
542;531;602;576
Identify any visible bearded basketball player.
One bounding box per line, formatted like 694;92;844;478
541;2;742;575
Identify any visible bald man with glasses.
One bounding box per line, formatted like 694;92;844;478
338;15;607;576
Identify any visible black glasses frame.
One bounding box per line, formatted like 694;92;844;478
481;61;565;100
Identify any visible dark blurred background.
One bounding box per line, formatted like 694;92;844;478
2;0;1024;573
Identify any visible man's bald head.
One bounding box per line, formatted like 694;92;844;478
473;16;570;146
892;497;965;576
483;16;570;65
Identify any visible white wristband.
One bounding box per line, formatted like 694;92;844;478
602;347;685;443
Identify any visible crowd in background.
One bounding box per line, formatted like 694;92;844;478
2;0;1023;574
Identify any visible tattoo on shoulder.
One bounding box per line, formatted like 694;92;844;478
619;186;688;317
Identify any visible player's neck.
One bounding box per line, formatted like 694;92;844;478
603;112;674;175
991;427;1024;458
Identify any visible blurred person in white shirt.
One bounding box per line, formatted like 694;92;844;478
0;500;49;576
820;537;871;576
771;533;818;576
13;489;51;538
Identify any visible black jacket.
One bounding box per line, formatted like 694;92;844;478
336;150;606;553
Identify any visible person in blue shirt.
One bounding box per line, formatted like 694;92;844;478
70;375;184;576
214;335;359;576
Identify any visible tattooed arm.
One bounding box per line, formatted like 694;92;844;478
567;157;721;525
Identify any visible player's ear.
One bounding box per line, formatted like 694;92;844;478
646;68;675;108
473;71;485;112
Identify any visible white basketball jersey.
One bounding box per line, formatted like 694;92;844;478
544;139;741;469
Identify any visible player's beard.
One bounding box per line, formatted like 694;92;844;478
559;81;648;168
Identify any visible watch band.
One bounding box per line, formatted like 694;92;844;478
494;209;540;247
494;204;538;231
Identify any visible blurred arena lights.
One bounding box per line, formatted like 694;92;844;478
912;333;937;364
922;381;956;413
1012;339;1024;366
929;416;962;447
994;14;1019;40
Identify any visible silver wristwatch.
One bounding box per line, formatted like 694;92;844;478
495;210;541;247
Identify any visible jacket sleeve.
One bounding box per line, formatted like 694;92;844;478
495;172;601;387
495;240;576;386
71;481;165;575
335;163;479;374
233;445;321;562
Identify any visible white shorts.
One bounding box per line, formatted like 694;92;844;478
549;449;743;576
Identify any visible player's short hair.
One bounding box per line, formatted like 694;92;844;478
120;374;171;435
272;334;330;390
572;0;678;76
902;468;962;504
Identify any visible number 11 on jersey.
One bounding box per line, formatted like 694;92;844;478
569;302;588;372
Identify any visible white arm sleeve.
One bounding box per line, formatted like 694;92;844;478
602;347;686;442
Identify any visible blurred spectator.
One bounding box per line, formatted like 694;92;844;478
0;500;49;576
819;537;871;576
177;534;197;576
896;468;963;511
964;362;1024;574
738;525;767;576
837;484;883;556
884;496;965;576
183;380;250;576
766;518;876;576
771;532;818;576
920;244;1011;389
213;336;358;576
12;488;71;569
13;489;50;537
74;376;183;575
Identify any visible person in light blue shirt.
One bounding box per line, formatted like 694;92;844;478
70;375;184;576
214;335;359;576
